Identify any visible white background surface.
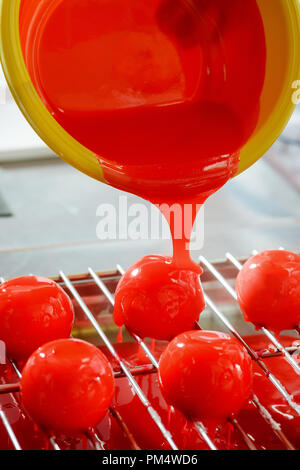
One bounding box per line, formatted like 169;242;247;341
0;65;55;161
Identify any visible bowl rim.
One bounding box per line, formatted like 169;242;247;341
0;0;300;182
0;0;104;182
238;0;300;174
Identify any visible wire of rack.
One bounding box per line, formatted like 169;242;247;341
199;254;300;416
198;254;299;450
87;265;217;451
0;251;299;451
200;254;300;375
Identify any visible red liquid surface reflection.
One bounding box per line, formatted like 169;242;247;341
0;335;299;450
20;0;266;201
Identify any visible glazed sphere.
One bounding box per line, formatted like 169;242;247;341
0;276;74;361
158;330;253;422
113;255;205;340
20;338;114;433
236;250;300;333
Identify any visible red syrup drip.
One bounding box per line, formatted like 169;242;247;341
33;423;39;433
167;405;173;428
44;437;49;451
181;419;190;449
137;344;149;364
156;198;205;273
226;422;234;450
81;434;88;451
117;327;123;344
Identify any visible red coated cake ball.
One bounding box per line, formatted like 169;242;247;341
113;255;205;340
236;250;300;333
0;276;74;361
20;338;114;433
158;330;253;423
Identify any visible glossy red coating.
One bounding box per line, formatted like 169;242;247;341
0;276;74;361
158;330;253;423
236;250;300;333
114;255;205;340
19;0;266;201
0;335;299;449
20;338;115;433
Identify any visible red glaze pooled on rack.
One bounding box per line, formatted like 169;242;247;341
97;335;300;450
1;335;299;450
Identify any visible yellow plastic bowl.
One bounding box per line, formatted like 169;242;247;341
0;0;300;182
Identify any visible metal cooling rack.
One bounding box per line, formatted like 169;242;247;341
0;250;299;451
